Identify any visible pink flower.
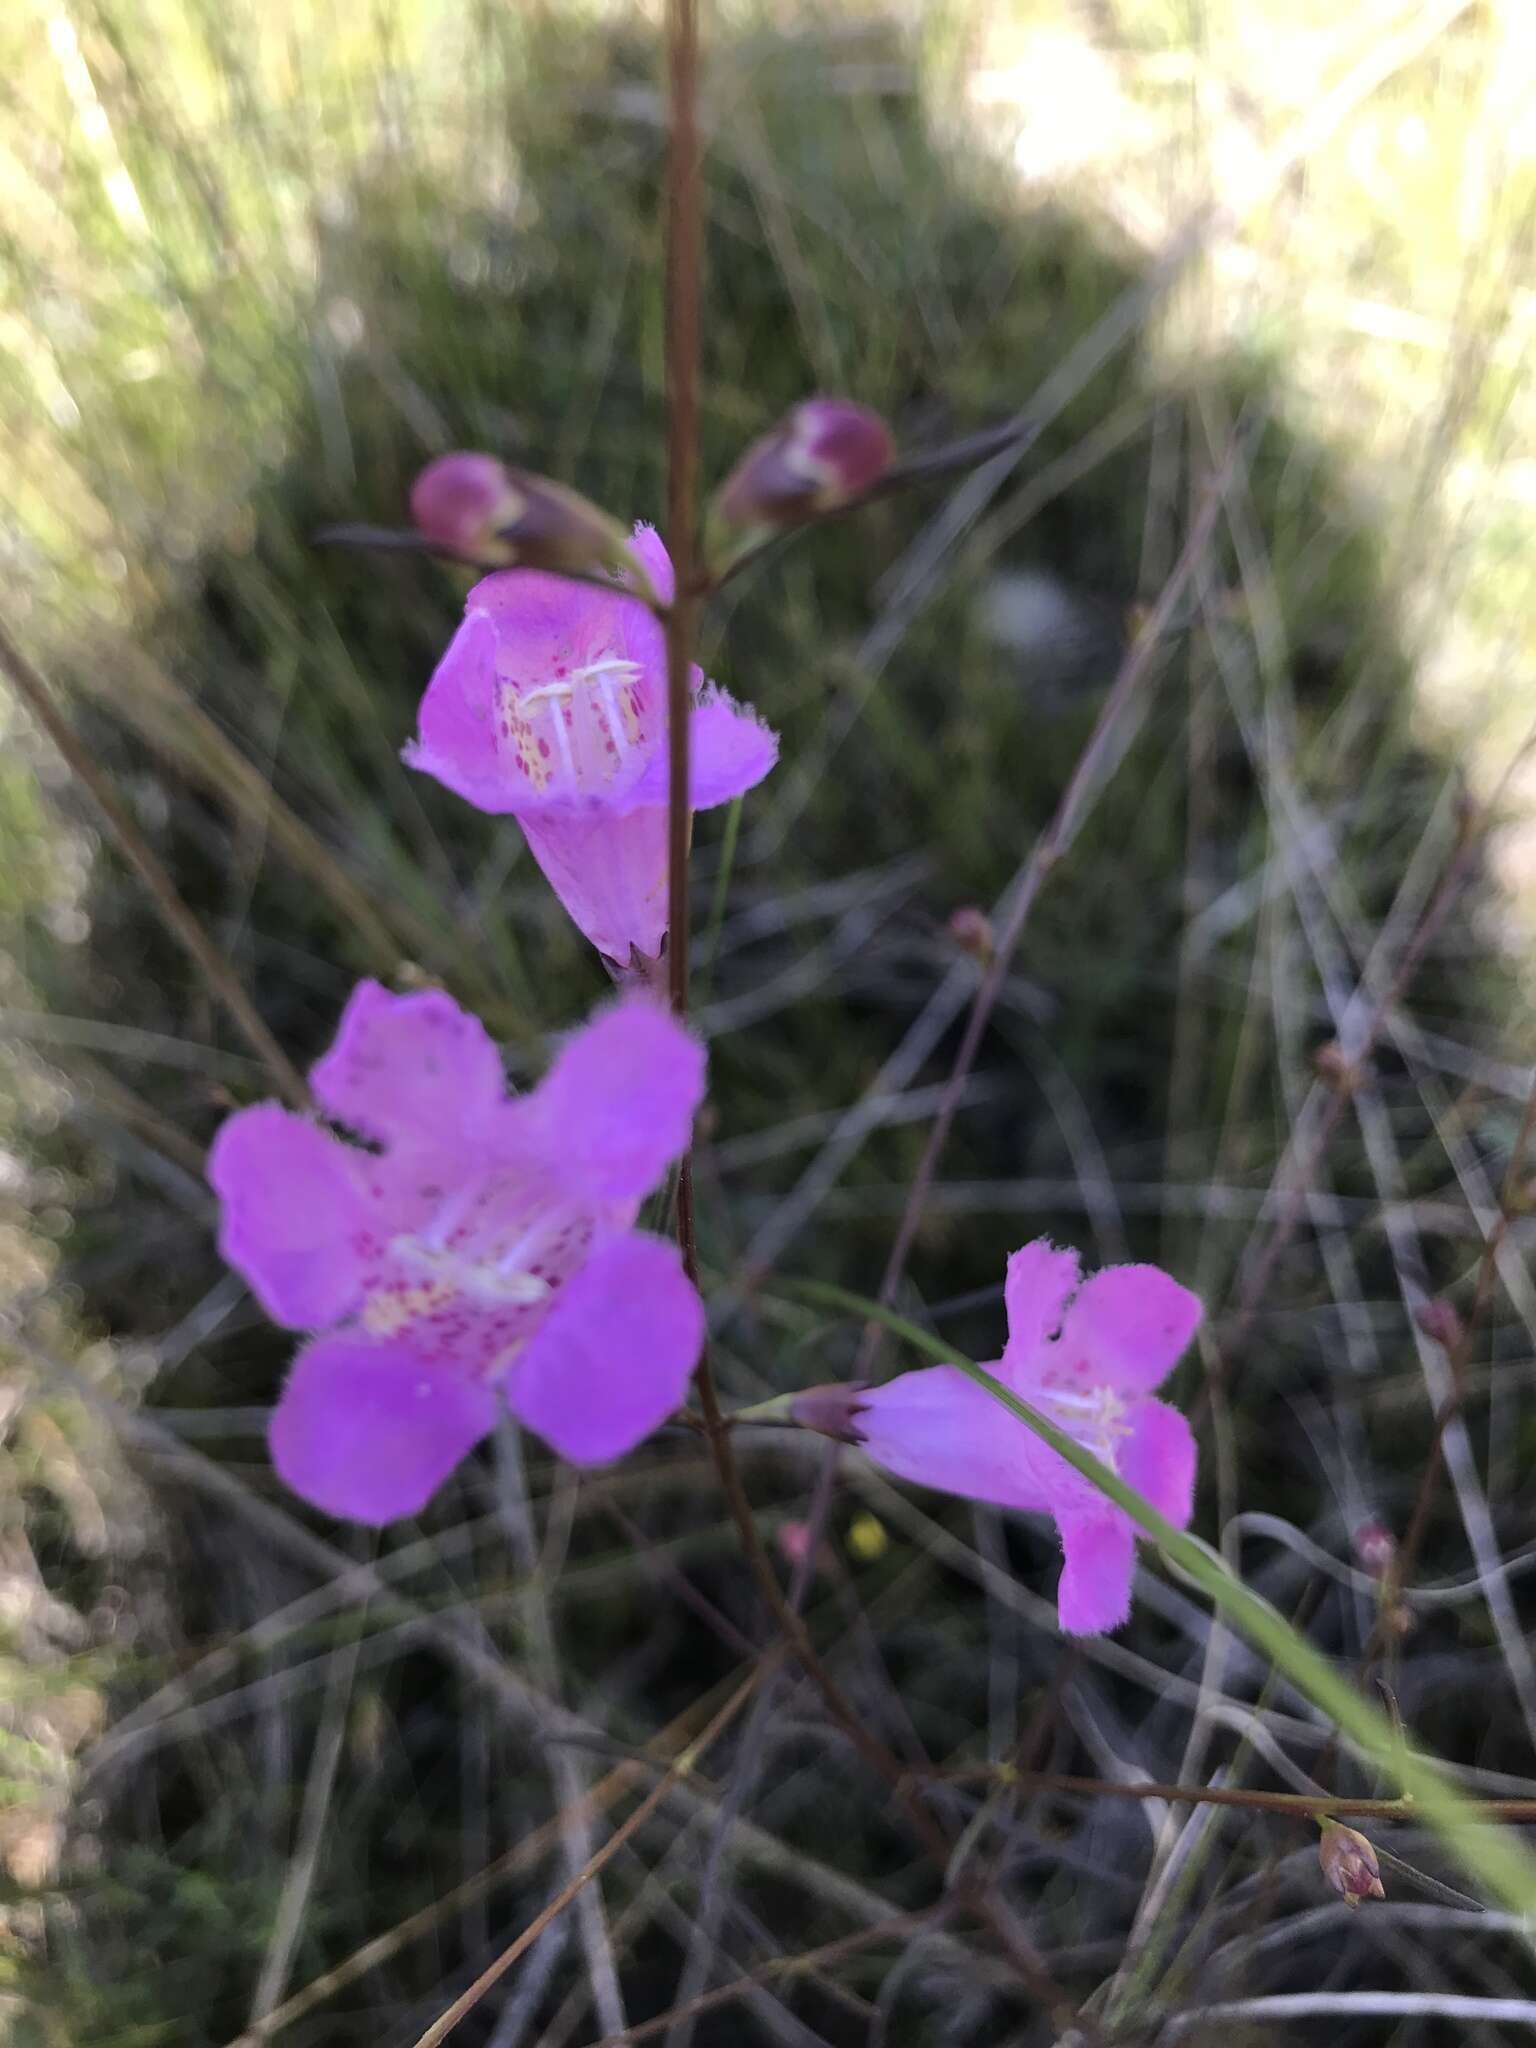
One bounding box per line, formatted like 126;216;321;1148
404;526;778;967
207;981;707;1523
847;1241;1201;1635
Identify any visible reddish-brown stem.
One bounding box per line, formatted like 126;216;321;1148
929;1765;1536;1823
653;18;1070;2018
664;0;701;1021
1368;1062;1536;1657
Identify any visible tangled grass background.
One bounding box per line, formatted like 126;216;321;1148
4;1;1536;2040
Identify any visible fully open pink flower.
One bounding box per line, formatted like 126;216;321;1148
208;981;706;1523
851;1241;1201;1635
404;526;778;967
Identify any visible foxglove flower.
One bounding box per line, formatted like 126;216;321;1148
208;981;706;1523
405;526;777;968
808;1240;1201;1635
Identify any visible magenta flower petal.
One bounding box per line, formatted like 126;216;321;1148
856;1367;1052;1514
629;689;780;812
508;1232;703;1464
270;1335;501;1523
519;805;670;962
401;608;512;813
999;1238;1082;1380
310;980;506;1149
1120;1398;1197;1526
1057;1514;1136;1635
627;523;675;605
208;1105;367;1330
1055;1265;1202;1395
519;995;705;1202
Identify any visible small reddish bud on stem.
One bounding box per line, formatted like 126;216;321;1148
408;453;651;589
1313;1039;1366;1092
1415;1298;1465;1351
1352;1518;1397;1579
1318;1821;1386;1907
948;905;995;962
713;398;894;533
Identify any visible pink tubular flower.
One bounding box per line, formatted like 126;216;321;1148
207;981;707;1523
404;526;778;968
848;1240;1201;1636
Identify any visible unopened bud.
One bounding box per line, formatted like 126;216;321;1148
714;398;894;531
789;1381;870;1445
1352;1518;1396;1579
1318;1821;1385;1907
409;454;639;582
948;905;994;961
778;1521;815;1570
1313;1039;1365;1092
1415;1298;1464;1351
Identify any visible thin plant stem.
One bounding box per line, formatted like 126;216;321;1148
664;0;701;1022
0;616;307;1108
851;459;1232;1384
406;1671;767;2048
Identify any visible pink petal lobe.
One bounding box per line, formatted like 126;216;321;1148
1120;1398;1197;1527
310;981;505;1149
1057;1513;1136;1635
1056;1264;1202;1395
520;996;705;1201
518;805;670;963
627;524;675;605
507;1233;703;1464
269;1335;500;1523
856;1367;1052;1514
208;1105;367;1330
630;690;780;812
999;1238;1083;1386
404;607;514;813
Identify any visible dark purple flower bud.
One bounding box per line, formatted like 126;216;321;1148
1318;1822;1385;1907
409;454;639;581
790;1381;870;1445
714;399;894;531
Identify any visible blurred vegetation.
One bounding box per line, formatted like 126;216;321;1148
1;2;1534;2042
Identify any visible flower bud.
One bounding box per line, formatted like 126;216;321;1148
948;905;995;962
1312;1039;1364;1092
1415;1297;1464;1351
1352;1518;1396;1579
789;1381;870;1445
1318;1821;1385;1907
714;399;894;531
409;454;639;581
